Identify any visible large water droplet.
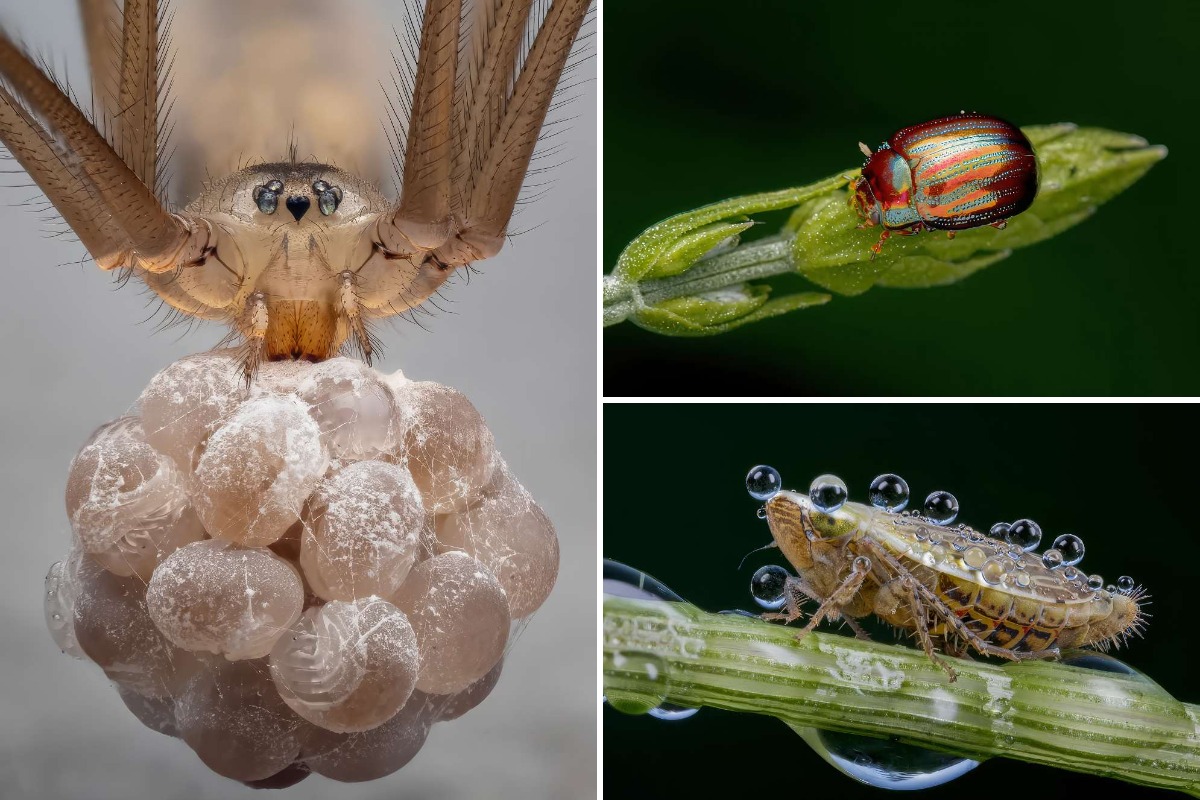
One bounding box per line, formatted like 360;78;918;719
868;474;910;512
988;522;1010;541
1117;575;1136;593
602;559;684;602
1041;549;1064;570
793;726;980;790
981;559;1005;585
1006;519;1042;551
1087;574;1104;591
963;547;987;570
602;560;698;721
923;491;958;525
750;565;789;611
809;474;848;513
746;465;781;501
1052;534;1085;566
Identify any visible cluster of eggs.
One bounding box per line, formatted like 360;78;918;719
42;351;559;787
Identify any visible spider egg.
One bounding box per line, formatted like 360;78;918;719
270;598;419;733
297;358;404;459
137;350;246;467
435;461;558;618
146;540;304;660
302;693;433;783
192;395;328;546
393;382;496;514
390;552;510;694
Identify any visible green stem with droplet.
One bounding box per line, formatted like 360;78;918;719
604;596;1200;797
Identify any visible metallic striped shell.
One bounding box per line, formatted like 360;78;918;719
856;113;1038;231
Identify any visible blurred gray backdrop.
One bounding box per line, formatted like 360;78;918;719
0;1;596;798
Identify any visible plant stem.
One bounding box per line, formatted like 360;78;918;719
603;597;1200;797
603;235;794;327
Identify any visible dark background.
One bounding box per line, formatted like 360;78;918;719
603;403;1195;798
603;0;1198;396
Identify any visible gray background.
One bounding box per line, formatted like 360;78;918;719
0;1;596;798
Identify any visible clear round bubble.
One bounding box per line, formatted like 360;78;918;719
647;705;700;721
923;491;959;525
989;522;1010;541
602;560;684;602
1117;575;1136;593
750;565;788;611
868;473;910;512
1051;534;1085;566
809;474;848;513
745;465;781;501
1006;519;1042;551
796;726;980;790
1087;574;1104;591
1041;549;1064;570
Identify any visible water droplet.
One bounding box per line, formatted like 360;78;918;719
1014;573;1031;589
1041;549;1064;570
809;474;848;513
751;565;789;611
647;704;700;721
923;491;958;524
989;522;1010;541
746;465;781;501
756;507;767;519
967;531;984;543
927;532;943;546
1087;574;1104;590
1051;534;1085;566
1006;519;1042;551
717;609;759;618
1061;566;1080;582
1060;650;1147;678
1117;575;1136;593
1106;584;1117;593
915;526;929;541
981;559;1005;585
605;649;669;716
795;727;981;790
602;560;684;602
868;473;910;512
950;536;968;552
963;547;987;570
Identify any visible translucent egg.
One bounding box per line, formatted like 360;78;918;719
91;505;207;581
44;553;85;659
429;659;504;722
175;658;309;782
117;685;179;738
435;461;558;619
393;382;496;514
270;598;420;733
390;552;510;694
146;540;304;660
65;416;189;556
72;554;199;697
192;395;328;546
302;694;433;782
297;358;404;459
300;461;426;601
137;350;246;467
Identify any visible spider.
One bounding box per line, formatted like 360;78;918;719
0;0;591;376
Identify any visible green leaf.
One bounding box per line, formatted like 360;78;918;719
630;285;830;336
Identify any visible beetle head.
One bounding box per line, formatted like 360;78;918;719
849;175;881;227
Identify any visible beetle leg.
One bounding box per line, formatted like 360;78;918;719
795;557;871;639
870;230;890;260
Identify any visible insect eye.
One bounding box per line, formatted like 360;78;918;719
253;185;279;215
317;185;343;216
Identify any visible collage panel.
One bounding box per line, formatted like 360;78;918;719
602;403;1193;798
603;1;1193;397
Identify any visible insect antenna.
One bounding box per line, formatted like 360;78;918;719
737;541;780;571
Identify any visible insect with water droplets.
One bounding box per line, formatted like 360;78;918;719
747;467;1150;682
0;0;591;377
850;112;1039;259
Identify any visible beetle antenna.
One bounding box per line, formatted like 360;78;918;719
858;141;873;157
738;541;779;570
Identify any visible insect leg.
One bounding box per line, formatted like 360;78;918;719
760;576;815;625
841;616;872;641
795;556;872;639
894;576;958;681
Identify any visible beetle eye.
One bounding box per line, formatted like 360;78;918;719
253;185;279;215
317;185;343;216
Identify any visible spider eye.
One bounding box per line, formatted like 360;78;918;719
253;185;279;215
317;185;343;216
312;180;331;193
266;179;284;194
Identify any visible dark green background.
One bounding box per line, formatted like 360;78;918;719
603;0;1198;396
603;404;1196;798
